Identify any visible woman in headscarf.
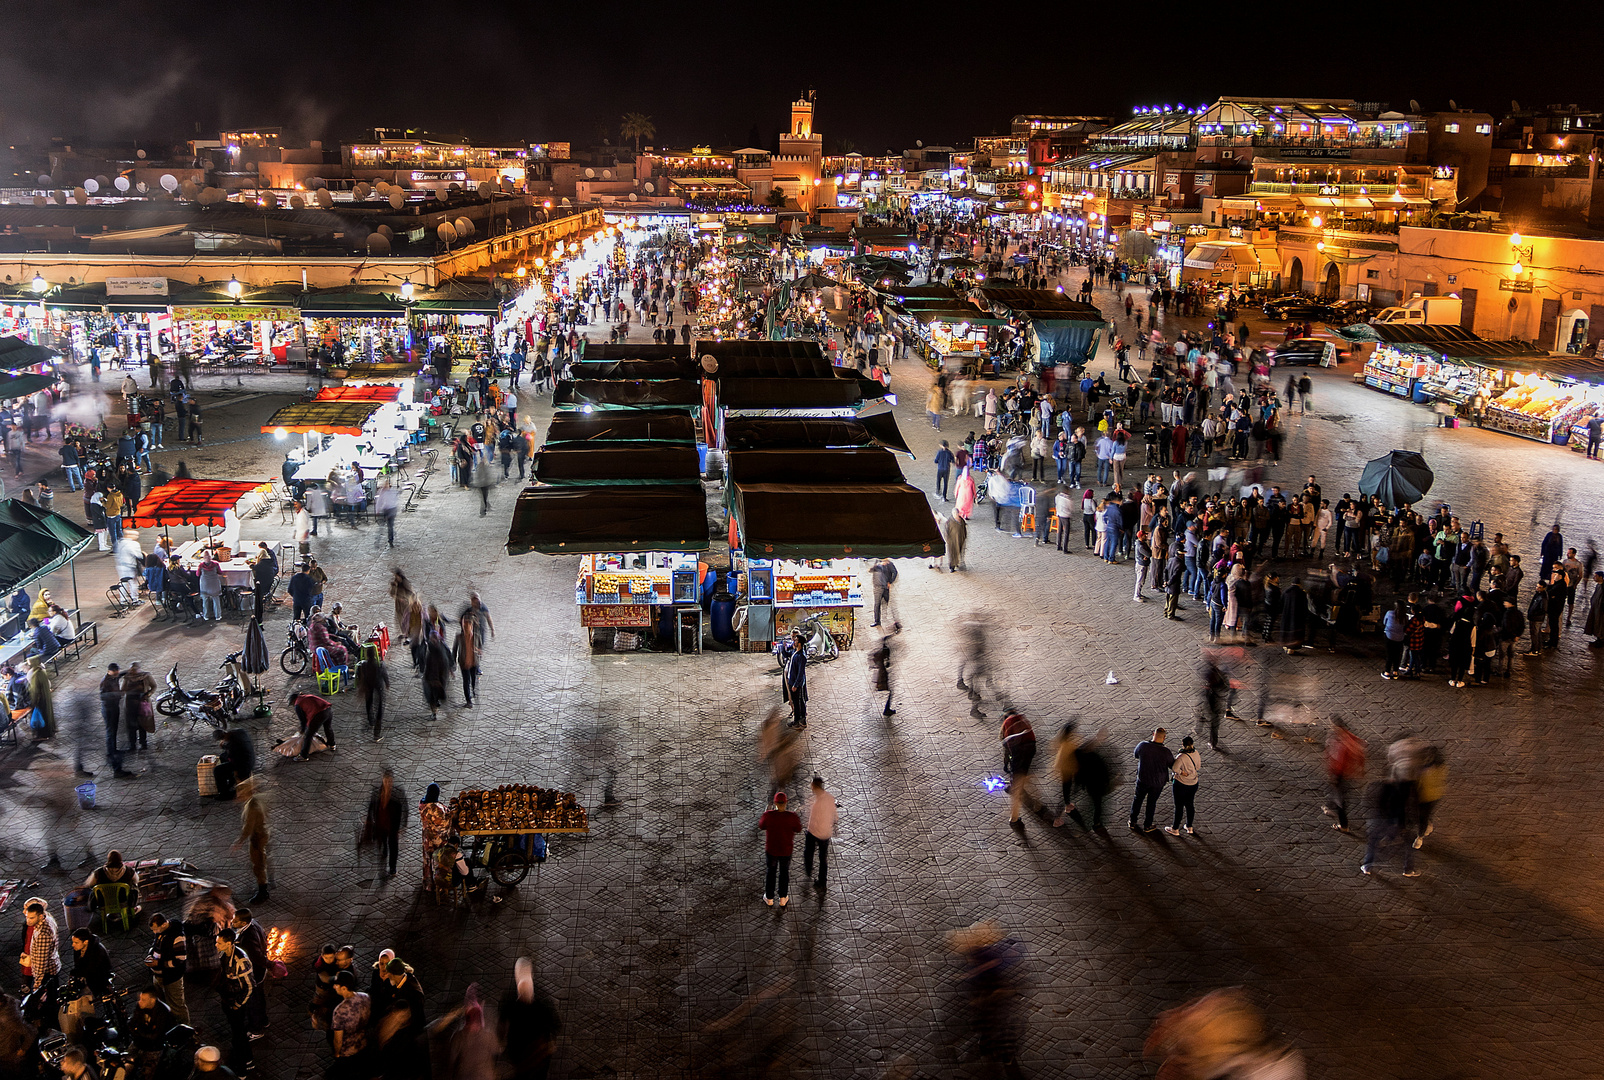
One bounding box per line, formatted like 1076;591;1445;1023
1223;564;1249;636
25;657;52;738
418;785;450;892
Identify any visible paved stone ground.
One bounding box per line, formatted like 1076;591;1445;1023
2;279;1604;1080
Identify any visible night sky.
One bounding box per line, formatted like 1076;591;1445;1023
2;5;1602;153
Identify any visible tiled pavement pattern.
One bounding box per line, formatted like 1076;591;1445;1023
2;279;1604;1080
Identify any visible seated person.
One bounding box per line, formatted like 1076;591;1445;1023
86;848;142;897
326;603;361;656
167;564;202;617
27;618;61;661
47;604;74;642
128;985;175;1055
308;614;350;668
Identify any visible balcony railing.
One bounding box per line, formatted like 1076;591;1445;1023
1202;134;1409;150
1250;182;1426;198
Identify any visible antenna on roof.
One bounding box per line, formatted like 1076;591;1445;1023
1408;99;1420;113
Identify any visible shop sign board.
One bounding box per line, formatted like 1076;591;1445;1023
106;277;169;296
580;604;653;627
1499;279;1534;293
175;305;299;321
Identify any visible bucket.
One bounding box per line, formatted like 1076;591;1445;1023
75;783;95;810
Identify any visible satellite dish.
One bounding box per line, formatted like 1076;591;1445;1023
160;174;178;192
644;182;655;193
366;233;391;255
289;195;306;210
1408;99;1420;113
699;355;719;374
259;192;277;208
53;190;67;205
199;187;225;204
37;174;51;186
114;176;130;192
136;149;146;159
354;182;371;200
1448;99;1458;111
453;216;474;236
179;180;199;200
315;188;334;209
916;139;924;148
306;176;326;189
448;182;462;194
437;222;457;244
476;181;491;198
73;187;88;204
389;191;405;210
377;224;394;239
584;167;595;178
602;169;612;179
83;179;99;194
628;193;638;202
560;197;571;206
94;175;109;188
135;181;148;194
31;196;44;207
435;185;450;201
1512;99;1521;112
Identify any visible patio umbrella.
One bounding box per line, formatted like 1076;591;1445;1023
243;617;271;715
1359;450;1434;508
792;272;839;290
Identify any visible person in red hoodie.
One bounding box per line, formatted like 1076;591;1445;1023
758;791;802;907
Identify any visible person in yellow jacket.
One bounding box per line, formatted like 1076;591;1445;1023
1413;745;1447;849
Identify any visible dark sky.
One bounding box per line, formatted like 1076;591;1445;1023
3;4;1603;153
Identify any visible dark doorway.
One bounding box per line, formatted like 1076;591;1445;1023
1287;257;1303;293
1321;263;1341;299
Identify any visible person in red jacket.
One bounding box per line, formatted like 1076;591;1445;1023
758;791;802;907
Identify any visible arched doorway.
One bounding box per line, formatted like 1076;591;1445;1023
1322;263;1342;299
1286;257;1303;294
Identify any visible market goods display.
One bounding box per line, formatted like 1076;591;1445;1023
451;785;588;832
1491;382;1574;420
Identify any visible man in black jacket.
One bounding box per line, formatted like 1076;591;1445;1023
146;913;189;1024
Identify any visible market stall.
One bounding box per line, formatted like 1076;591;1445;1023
444;784;588;890
314;385;402;405
298;291;411;365
974;287;1105;371
411;297;502;364
170;284;301;364
1477;361;1604;444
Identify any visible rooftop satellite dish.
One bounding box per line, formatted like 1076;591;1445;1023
1408;99;1420;113
136;149;146;159
83;179;99;194
476;181;490;198
377;224;393;239
699;355;719;374
437;222;457;244
160;174;178;192
315;188;334;209
307;176;326;189
73;187;89;204
135;181;148;194
561;197;571;206
448;182;462;193
179;180;199;200
289;195;305;210
1512;99;1521;112
602;169;612;179
916;139;924;148
628;192;638;201
37;174;51;186
453;216;474;236
53;190;67;204
114;176;130;192
1448;99;1458;111
354;182;371;199
584;167;595;178
31;196;44;207
644;182;655;193
95;175;109;188
389;191;405;210
366;233;391;255
260;192;277;208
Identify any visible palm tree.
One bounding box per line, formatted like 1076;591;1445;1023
620;113;656;155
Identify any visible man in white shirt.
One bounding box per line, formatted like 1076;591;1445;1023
803;776;837;889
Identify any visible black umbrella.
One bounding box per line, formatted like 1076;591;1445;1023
1359;450;1434;508
243;617;272;716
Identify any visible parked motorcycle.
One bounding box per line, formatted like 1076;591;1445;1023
280;619;311;676
154;652;245;732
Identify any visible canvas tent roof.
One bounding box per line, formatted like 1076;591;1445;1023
542;410;698;446
722;413;913;456
732;483;943;559
0;499;93;596
314;385;401;403
506;485;710;555
530;446;702;486
262;401;385;435
132;478;263;529
552;379;702;410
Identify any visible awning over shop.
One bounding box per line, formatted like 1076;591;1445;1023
1183;243;1260;269
409;298;501;315
132;478;263;529
0;499;93;596
543;409;698;446
1221;194;1298;211
553;379;702;410
728;448;908;487
262;401;385;435
342;362;423;380
529;446;701;486
298;291;408;319
506;484;710;555
733;483;944;559
314;385;402;404
722;413;914;457
579;343;693;362
566;359;698;381
1458;351;1603;378
0;336;60;371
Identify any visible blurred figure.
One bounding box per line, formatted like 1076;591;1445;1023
1412;744;1448;850
757;707;801;791
955;613;995;719
999;711;1038;828
1144;987;1306;1079
868;634;895;716
1360;777;1419;878
947;921;1024;1077
1321;718;1365;834
499;957;561;1080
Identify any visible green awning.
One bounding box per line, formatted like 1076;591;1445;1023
507;484;710;555
734;483;943;560
410;298;501;315
0;499;94;596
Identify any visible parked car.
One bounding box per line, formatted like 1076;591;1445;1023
1268;338;1338;367
1325;299;1378;325
1262;296;1333;321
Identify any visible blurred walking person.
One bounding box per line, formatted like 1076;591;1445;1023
1322;718;1365;833
999;710;1038;828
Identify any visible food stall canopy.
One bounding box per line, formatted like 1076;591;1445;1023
790;272;842;289
314;385;402;404
552;379;702;410
910;307;1007;326
133;478;263;529
1462;353;1604;382
0;372;59;398
0;336;59;371
723;413;914;457
1182;244;1259;270
342;362;423;380
566;359;699;381
727;448;908;487
698;340;828;365
734;483;944;559
543;409;698;446
297;291;408;319
1339;323;1481;346
530;446;701;486
975;287;1104;322
0;499;93;595
579;343;693;362
506;484;710;555
409;298;501;315
717;378;872;411
261;400;385;435
704;354;838;380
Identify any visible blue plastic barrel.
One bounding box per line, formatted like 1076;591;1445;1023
710;596;737;643
696;442;709;474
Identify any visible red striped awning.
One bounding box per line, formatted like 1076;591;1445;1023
132;478;264;529
315;385;402;403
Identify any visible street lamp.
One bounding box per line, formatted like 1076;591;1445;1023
227;275;242;298
30;272;46;293
401;280;415;301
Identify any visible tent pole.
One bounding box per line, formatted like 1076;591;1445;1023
71;559;79;612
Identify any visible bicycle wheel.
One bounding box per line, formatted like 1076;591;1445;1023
279;645;308;677
490;850;529;886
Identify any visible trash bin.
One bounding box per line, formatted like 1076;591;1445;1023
75;783;95;810
710;591;737;644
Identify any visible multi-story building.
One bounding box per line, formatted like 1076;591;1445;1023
772;93;824;212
